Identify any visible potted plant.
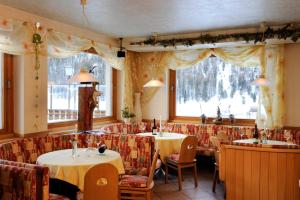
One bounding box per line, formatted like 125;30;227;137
121;107;136;123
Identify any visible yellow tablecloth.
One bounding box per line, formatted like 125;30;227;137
137;132;186;163
36;148;125;191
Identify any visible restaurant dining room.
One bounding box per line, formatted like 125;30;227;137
0;0;299;200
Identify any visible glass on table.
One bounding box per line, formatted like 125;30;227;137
139;123;146;133
85;138;94;156
167;125;173;133
239;129;245;139
160;123;165;133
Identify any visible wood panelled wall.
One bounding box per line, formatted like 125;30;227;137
220;145;300;200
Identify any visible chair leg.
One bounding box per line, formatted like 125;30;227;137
146;190;152;200
165;164;168;184
177;166;183;190
193;164;198;188
212;167;218;192
224;182;226;199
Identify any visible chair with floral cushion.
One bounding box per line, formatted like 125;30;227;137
119;149;159;200
0;164;37;200
165;136;198;190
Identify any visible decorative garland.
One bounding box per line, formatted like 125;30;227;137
32;22;43;130
130;24;300;47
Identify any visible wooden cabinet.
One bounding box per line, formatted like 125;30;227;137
220;145;300;200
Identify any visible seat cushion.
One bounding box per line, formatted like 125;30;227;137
119;175;148;188
196;146;214;156
49;193;70;200
167;153;180;162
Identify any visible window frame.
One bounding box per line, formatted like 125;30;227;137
48;48;117;128
0;54;14;134
169;69;255;126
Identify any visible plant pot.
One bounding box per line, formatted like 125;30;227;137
124;118;132;124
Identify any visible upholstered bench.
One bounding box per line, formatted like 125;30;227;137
0;133;155;199
101;122;300;156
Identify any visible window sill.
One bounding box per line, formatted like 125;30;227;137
169;116;255;126
48;116;117;129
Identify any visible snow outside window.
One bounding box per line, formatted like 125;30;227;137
176;56;260;119
48;52;112;122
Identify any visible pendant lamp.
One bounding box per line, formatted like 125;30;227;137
252;75;269;86
143;79;164;88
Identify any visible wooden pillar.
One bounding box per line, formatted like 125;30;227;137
78;87;94;132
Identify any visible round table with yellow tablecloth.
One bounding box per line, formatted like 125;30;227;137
137;132;187;163
36;148;125;191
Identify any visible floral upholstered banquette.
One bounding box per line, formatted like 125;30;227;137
101;122;300;156
0;133;155;200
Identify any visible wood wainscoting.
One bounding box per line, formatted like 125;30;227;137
220;145;300;200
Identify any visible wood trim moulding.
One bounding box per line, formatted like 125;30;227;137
14;131;49;138
48;117;118;129
48;120;77;129
0;133;15;140
225;144;300;153
0;54;14;134
112;68;117;119
169;116;255;126
283;126;300;130
168;69;176;121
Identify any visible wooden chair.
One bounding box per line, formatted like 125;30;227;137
84;163;119;200
210;136;220;192
119;149;160;200
210;133;228;193
165;136;198;190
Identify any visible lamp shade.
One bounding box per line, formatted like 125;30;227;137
143;79;164;88
252;75;269;86
68;68;98;84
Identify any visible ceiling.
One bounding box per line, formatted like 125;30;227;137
1;0;300;38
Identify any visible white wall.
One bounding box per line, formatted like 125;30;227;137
142;70;169;120
284;43;300;127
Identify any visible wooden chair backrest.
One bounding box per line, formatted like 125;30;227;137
84;163;119;200
147;149;160;187
178;136;197;163
210;136;220;164
217;131;229;142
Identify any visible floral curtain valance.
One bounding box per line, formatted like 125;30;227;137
124;45;284;128
0;16;124;70
0;17;40;55
47;30;124;70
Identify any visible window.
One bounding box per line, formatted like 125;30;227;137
0;53;13;133
172;56;260;120
48;52;113;123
